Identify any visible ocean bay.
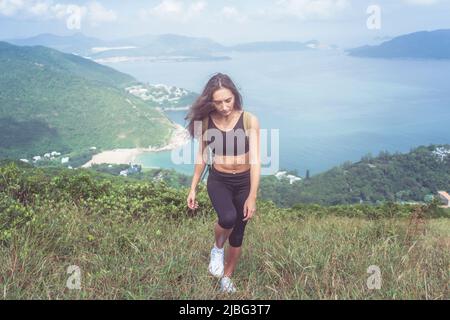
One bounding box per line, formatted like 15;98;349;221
103;50;450;176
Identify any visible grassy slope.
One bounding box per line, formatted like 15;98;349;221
0;162;448;299
1;201;448;299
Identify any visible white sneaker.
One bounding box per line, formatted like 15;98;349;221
208;245;224;278
220;276;237;293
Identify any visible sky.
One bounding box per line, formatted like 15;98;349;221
1;0;450;47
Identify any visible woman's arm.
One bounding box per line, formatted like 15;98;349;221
189;138;208;193
243;114;260;221
248;114;261;199
187;137;207;210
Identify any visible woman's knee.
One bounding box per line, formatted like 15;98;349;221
218;209;237;229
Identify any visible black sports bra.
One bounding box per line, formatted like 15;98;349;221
206;111;250;156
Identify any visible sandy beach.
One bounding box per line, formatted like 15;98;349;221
81;148;145;168
81;124;190;168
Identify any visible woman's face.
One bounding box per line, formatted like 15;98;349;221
212;88;235;117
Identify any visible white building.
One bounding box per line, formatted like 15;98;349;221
432;147;450;162
275;171;287;179
286;174;302;184
61;157;69;164
274;171;302;185
33;156;42;162
119;170;128;176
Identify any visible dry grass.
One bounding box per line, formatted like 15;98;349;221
1;202;449;300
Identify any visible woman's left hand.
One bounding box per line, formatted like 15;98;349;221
243;196;257;221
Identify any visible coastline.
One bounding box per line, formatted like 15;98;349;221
81;124;190;168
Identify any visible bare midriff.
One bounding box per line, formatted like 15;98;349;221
208;110;251;174
212;152;251;174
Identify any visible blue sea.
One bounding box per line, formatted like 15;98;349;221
104;50;450;176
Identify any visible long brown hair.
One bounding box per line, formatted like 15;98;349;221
185;73;243;139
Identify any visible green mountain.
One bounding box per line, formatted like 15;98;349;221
0;41;177;161
261;144;450;207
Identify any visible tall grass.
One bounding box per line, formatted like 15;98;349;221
1;162;448;299
1;200;448;299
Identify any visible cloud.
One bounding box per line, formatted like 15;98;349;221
402;0;440;5
0;0;25;16
140;0;206;22
221;6;247;23
29;1;49;16
0;0;117;27
258;0;351;21
87;1;117;25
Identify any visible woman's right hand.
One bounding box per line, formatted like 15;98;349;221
187;190;199;210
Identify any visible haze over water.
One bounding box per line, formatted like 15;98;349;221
104;50;450;176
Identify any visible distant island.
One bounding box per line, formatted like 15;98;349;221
13;30;450;62
5;33;334;64
226;40;335;52
348;29;450;59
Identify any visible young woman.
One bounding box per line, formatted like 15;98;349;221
185;73;261;293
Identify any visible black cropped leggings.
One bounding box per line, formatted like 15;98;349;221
207;164;251;247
